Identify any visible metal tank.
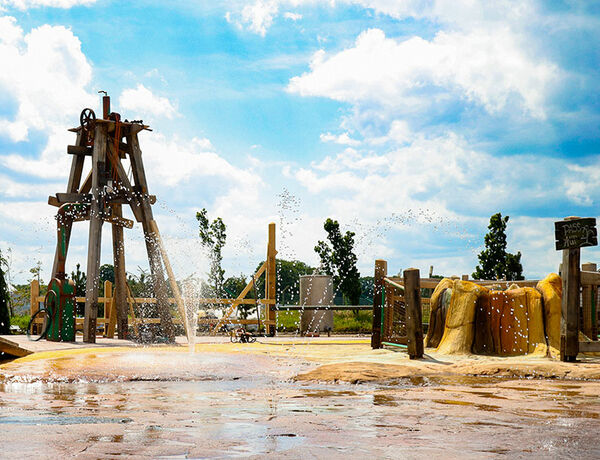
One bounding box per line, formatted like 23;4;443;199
299;275;334;335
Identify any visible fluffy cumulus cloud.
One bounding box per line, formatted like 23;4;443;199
0;17;94;141
289;28;556;119
119;84;178;121
0;16;95;180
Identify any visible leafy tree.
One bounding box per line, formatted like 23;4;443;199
100;264;115;284
314;218;361;305
29;260;42;284
473;213;524;281
127;267;153;298
196;208;226;297
0;250;11;334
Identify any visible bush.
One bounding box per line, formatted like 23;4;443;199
10;314;30;334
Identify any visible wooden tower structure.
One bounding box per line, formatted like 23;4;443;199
48;93;187;343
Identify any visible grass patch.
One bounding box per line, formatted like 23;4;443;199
10;314;30;333
333;310;373;333
275;310;373;333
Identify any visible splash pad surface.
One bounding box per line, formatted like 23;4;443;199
1;341;600;458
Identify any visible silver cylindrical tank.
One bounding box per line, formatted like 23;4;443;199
299;275;334;334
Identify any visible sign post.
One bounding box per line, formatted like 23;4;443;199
555;217;597;362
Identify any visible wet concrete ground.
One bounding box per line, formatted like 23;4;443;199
1;348;599;458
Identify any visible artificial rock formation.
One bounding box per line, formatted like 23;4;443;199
425;274;562;357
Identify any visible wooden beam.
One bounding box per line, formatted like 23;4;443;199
127;131;175;340
581;270;600;285
83;123;107;343
266;222;277;336
581;263;597;340
404;268;424;359
110;204;129;339
79;170;93;194
51;132;85;279
578;341;600;353
67;145;92;155
371;259;387;349
211;262;267;335
55;192;92;203
561;247;580;361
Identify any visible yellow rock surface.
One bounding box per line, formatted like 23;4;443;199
536;273;562;358
425;278;454;348
436;280;484;355
432;279;551;357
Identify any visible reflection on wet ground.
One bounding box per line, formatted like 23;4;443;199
0;351;599;458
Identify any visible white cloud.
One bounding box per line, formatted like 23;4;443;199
0;0;96;9
240;0;279;37
0;17;95;179
289;28;557;119
227;0;540;36
0;18;94;142
283;11;302;21
119;84;178;120
320;131;360;146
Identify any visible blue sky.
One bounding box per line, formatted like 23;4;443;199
1;0;599;284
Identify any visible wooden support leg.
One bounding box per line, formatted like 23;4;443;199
371;259;387;349
83;212;103;343
581;262;596;340
111;205;129;339
266;223;277;336
404;268;424;359
561;248;580;361
83;123;107;344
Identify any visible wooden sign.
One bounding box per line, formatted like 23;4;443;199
555;218;597;250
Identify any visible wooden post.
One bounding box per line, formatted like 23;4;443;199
404;268;424;359
266;222;277;336
30;280;40;316
581;262;596;340
371;259;387;349
561;248;580;361
103;280;112;336
83;123;107;343
110;204;129;339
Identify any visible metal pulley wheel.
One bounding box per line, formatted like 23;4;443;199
80;107;96;146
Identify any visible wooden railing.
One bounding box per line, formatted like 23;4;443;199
29;279;276;337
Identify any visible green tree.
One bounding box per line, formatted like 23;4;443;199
100;264;115;284
473;213;524;281
314;218;361;305
196;208;227;297
29;260;42;284
0;250;11;334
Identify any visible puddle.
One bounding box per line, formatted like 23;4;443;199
1;350;599;457
0;415;131;425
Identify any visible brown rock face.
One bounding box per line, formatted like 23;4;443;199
426;274;561;357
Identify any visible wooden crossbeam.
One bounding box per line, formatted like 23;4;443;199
211;262;267;335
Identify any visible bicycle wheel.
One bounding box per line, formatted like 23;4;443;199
27;308;51;341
